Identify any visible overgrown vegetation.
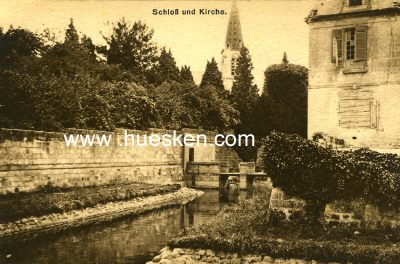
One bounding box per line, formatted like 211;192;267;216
170;234;400;264
170;182;400;263
0;19;238;132
0;183;181;223
0;20;308;159
259;131;400;226
232;52;309;161
167;133;400;263
259;59;308;137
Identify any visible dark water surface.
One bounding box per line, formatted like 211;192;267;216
1;190;247;264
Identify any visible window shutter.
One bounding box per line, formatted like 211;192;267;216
332;29;343;63
355;26;367;61
370;100;378;129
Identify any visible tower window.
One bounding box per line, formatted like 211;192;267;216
231;57;238;76
348;0;362;6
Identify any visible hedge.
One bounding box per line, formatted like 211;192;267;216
0;183;181;222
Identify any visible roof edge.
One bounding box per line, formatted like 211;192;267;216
306;7;400;24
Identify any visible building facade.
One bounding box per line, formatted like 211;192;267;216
307;0;400;150
221;0;243;91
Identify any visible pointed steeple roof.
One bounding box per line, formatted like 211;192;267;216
225;0;244;51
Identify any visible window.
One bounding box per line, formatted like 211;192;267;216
188;148;194;162
231;57;238;76
348;0;363;6
345;29;356;60
332;26;367;63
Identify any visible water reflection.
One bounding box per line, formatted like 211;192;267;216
0;189;247;264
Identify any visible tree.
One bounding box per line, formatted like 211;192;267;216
105;82;156;129
0;21;115;130
41;19;99;77
230;46;259;124
153;82;238;131
0;20;239;133
0;27;44;128
151;48;181;86
229;46;259;161
65;18;79;44
101;18;158;77
282;52;289;65
153;82;202;129
180;65;194;83
0;26;43;67
261;62;308;137
198;85;239;132
200;58;225;95
81;34;97;61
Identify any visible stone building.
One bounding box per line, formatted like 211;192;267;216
307;0;400;151
220;0;243;91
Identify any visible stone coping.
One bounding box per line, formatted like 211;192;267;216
187;162;220;166
0;127;218;143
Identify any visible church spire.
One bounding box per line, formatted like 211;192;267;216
225;0;243;50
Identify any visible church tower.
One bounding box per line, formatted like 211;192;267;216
221;0;244;91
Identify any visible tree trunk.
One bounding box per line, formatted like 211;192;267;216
304;200;327;230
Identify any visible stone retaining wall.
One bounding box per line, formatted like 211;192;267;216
0;188;203;241
271;187;400;227
146;247;342;264
0;128;185;194
0;128;242;194
0;127;242;194
186;162;220;189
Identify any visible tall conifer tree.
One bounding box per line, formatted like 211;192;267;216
180;65;194;83
65;18;79;44
230;46;259;124
101;18;158;76
230;46;259;161
200;58;225;95
282;52;289;65
152;47;181;86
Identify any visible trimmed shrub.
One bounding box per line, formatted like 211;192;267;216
259;131;400;225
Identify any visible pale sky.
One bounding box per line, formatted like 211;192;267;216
0;0;316;88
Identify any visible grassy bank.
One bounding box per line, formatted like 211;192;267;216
168;183;400;264
0;183;181;223
169;235;400;264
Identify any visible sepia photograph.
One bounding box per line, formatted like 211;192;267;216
0;0;400;263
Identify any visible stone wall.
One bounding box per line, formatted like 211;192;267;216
269;188;306;219
270;187;400;227
186;162;220;189
0;128;242;194
146;247;336;264
0;128;184;194
215;145;241;173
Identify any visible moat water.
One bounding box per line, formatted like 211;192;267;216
1;190;248;264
